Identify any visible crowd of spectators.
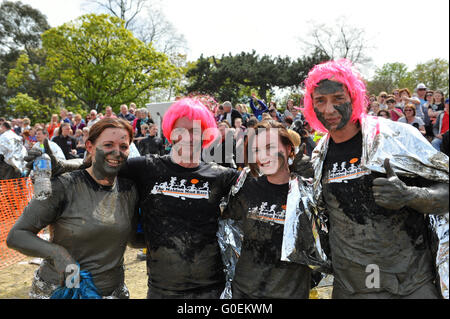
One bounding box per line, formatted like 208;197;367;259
0;81;448;171
0;102;160;162
366;83;448;153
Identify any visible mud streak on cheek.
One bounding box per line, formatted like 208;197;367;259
314;107;330;129
276;151;287;170
92;147;122;182
334;102;353;130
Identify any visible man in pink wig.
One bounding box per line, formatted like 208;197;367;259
303;59;448;299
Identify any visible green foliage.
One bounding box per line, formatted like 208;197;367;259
367;59;449;96
7;93;56;124
412;58;449;96
6;53;29;88
147;53;188;102
367;62;415;95
184;50;329;104
40;14;177;112
0;0;51;115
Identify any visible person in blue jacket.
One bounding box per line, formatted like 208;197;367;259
249;93;268;121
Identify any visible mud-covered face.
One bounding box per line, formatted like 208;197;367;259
252;129;291;176
87;128;130;181
312;79;353;132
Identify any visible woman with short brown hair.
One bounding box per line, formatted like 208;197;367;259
222;121;312;298
398;104;426;135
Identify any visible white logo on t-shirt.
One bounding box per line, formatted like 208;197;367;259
151;177;209;200
248;202;286;225
327;159;370;183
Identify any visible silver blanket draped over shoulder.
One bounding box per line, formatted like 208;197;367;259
217;167;248;299
281;115;449;299
280;175;331;272
0;130;27;173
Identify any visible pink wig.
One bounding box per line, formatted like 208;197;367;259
162;97;218;148
302;59;367;133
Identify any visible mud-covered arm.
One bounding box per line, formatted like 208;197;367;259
127;188;146;249
372;158;449;215
24;138;87;177
220;170;250;220
6;178;77;283
221;186;247;221
291;143;314;179
127;210;146;249
118;155;149;183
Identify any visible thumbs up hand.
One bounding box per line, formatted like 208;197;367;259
372;158;411;210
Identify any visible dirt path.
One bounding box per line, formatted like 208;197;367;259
0;247;331;299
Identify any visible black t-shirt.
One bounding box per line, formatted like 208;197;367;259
119;155;239;296
52;135;77;159
322;130;435;295
137;135;164;156
224;175;311;299
430;103;445;112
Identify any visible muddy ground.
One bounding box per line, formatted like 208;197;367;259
0;247;332;299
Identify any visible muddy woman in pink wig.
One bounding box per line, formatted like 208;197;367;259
302;59;448;299
113;97;247;299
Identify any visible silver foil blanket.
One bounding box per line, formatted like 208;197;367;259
281;175;331;273
217;167;249;299
217;219;243;299
0;130;27;173
309;115;448;298
429;213;449;299
360;114;448;182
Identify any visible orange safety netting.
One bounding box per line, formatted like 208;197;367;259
0;177;34;270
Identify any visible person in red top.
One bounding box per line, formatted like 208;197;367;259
47;114;60;139
386;96;403;121
101;106;117;119
431;98;449;151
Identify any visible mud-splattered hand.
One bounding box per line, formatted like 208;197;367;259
51;246;78;286
24;148;43;177
41;138;88;177
23;138;58;177
372;158;412;210
291;143;314;179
